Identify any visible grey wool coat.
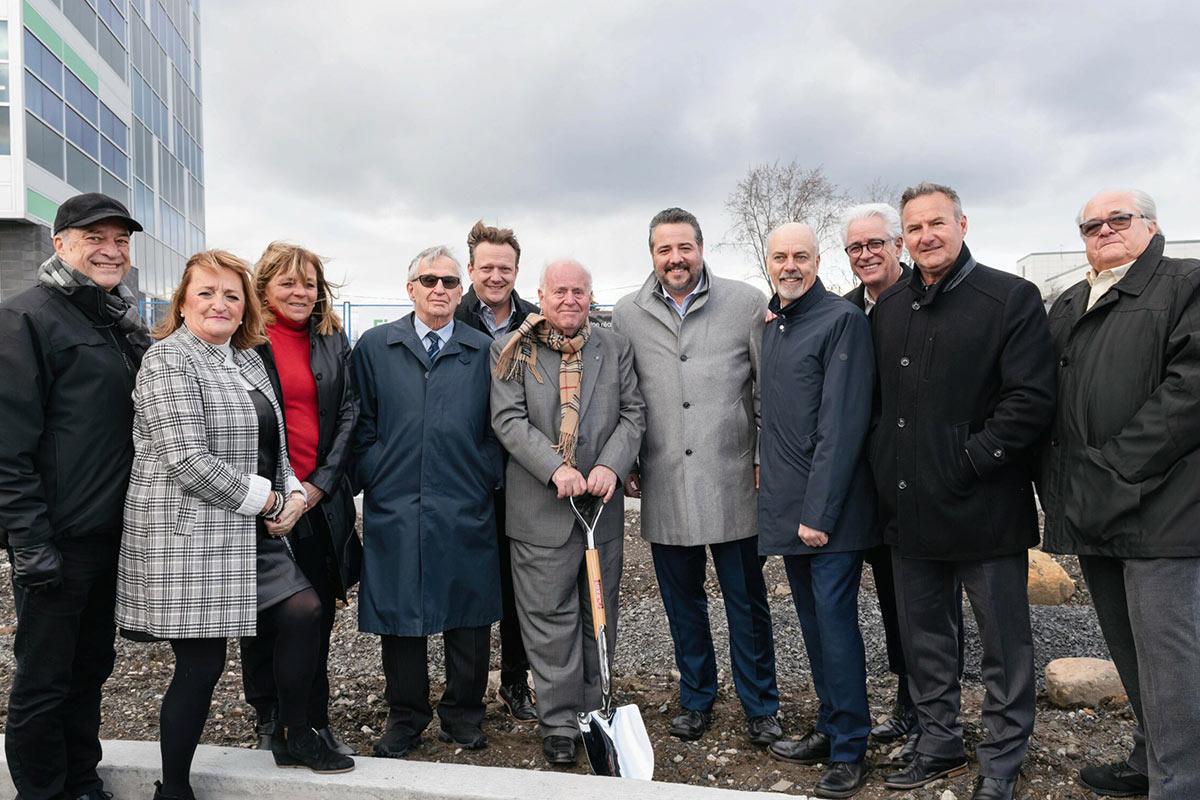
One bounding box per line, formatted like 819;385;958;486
117;326;297;639
611;271;766;546
491;326;646;547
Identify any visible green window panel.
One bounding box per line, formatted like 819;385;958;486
26;188;59;225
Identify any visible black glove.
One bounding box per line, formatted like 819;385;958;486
11;541;64;592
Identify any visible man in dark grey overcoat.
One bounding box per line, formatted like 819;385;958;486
1041;189;1200;800
491;258;645;767
872;183;1056;800
612;207;780;747
757;223;877;800
351;245;502;759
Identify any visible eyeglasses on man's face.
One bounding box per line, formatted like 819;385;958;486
1079;213;1149;238
844;239;888;258
414;274;462;289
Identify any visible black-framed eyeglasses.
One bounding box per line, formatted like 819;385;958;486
414;274;462;289
844;239;888;258
1079;213;1148;238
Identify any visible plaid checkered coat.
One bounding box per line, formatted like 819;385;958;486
116;326;296;638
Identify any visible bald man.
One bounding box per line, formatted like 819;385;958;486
490;259;646;767
758;223;877;798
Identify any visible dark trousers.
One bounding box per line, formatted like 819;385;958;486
865;543;967;706
784;551;870;763
494;492;530;687
651;537;778;719
1079;555;1200;798
241;510;339;728
892;550;1034;778
380;625;491;738
5;535;118;800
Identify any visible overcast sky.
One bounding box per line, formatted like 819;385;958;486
201;1;1200;305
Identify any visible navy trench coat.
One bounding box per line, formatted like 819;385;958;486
350;314;503;636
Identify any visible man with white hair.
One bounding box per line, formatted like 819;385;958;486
1040;189;1200;799
491;258;645;766
351;245;502;759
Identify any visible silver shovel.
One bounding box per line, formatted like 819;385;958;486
571;493;655;781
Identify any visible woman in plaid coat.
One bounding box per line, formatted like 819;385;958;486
116;251;353;799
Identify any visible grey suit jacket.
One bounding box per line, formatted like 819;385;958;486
612;271;766;546
491;326;645;548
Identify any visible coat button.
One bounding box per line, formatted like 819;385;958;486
319;409;327;417
680;354;689;362
992;448;1004;459
315;373;323;380
898;480;908;489
682;402;691;409
897;418;906;428
424;371;430;379
900;357;910;367
1059;356;1069;367
911;301;921;310
1051;438;1059;447
685;449;693;456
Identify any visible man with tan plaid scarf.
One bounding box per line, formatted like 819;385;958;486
491;258;645;767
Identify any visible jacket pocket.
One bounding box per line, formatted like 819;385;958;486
172;495;199;537
1064;446;1140;542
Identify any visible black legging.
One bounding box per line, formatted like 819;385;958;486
159;588;322;795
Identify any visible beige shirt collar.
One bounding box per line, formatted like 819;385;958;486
1085;261;1134;310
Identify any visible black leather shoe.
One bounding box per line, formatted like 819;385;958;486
438;725;488;750
883;752;970;789
75;791;113;800
1078;760;1150;797
972;775;1020;800
815;760;869;799
747;714;783;746
315;725;356;756
668;708;712;741
871;701;917;743
373;727;420;759
283;725;355;773
254;705;279;750
769;729;832;765
887;730;920;765
543;734;577;765
498;682;538;722
152;781;196;800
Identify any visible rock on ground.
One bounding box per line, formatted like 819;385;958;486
1028;549;1076;605
1045;657;1126;708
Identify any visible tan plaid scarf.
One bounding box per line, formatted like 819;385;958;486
494;313;591;466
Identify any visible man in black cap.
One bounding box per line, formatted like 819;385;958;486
1;193;150;800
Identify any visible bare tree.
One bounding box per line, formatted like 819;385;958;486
860;177;901;207
724;161;850;285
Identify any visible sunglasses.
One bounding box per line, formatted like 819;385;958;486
1079;213;1149;238
414;274;462;289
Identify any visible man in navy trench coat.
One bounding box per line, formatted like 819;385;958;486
351;245;502;758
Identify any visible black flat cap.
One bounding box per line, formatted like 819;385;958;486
52;192;144;235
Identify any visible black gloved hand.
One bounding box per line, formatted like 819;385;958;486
11;541;64;592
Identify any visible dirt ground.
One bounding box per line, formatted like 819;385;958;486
0;513;1132;799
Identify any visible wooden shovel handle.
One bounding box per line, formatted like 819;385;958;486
585;547;606;641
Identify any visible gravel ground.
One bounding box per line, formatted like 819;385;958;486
0;511;1132;799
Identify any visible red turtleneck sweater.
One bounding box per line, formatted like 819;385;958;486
267;314;319;482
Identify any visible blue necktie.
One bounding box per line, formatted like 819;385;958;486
425;331;441;361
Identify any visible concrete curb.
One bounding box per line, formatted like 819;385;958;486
0;736;783;799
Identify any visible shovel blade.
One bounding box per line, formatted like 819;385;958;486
578;703;654;781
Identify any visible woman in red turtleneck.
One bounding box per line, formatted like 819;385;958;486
244;242;361;758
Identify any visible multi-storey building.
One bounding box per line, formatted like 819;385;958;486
0;0;203;312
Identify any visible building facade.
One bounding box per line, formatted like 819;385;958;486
0;0;202;311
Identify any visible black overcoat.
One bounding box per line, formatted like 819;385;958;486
758;279;878;556
869;245;1056;560
256;322;361;597
1039;235;1200;558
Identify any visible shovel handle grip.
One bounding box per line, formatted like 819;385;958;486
585;548;606;641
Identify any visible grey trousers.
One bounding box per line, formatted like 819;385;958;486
891;550;1034;778
510;529;623;739
1078;554;1200;800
